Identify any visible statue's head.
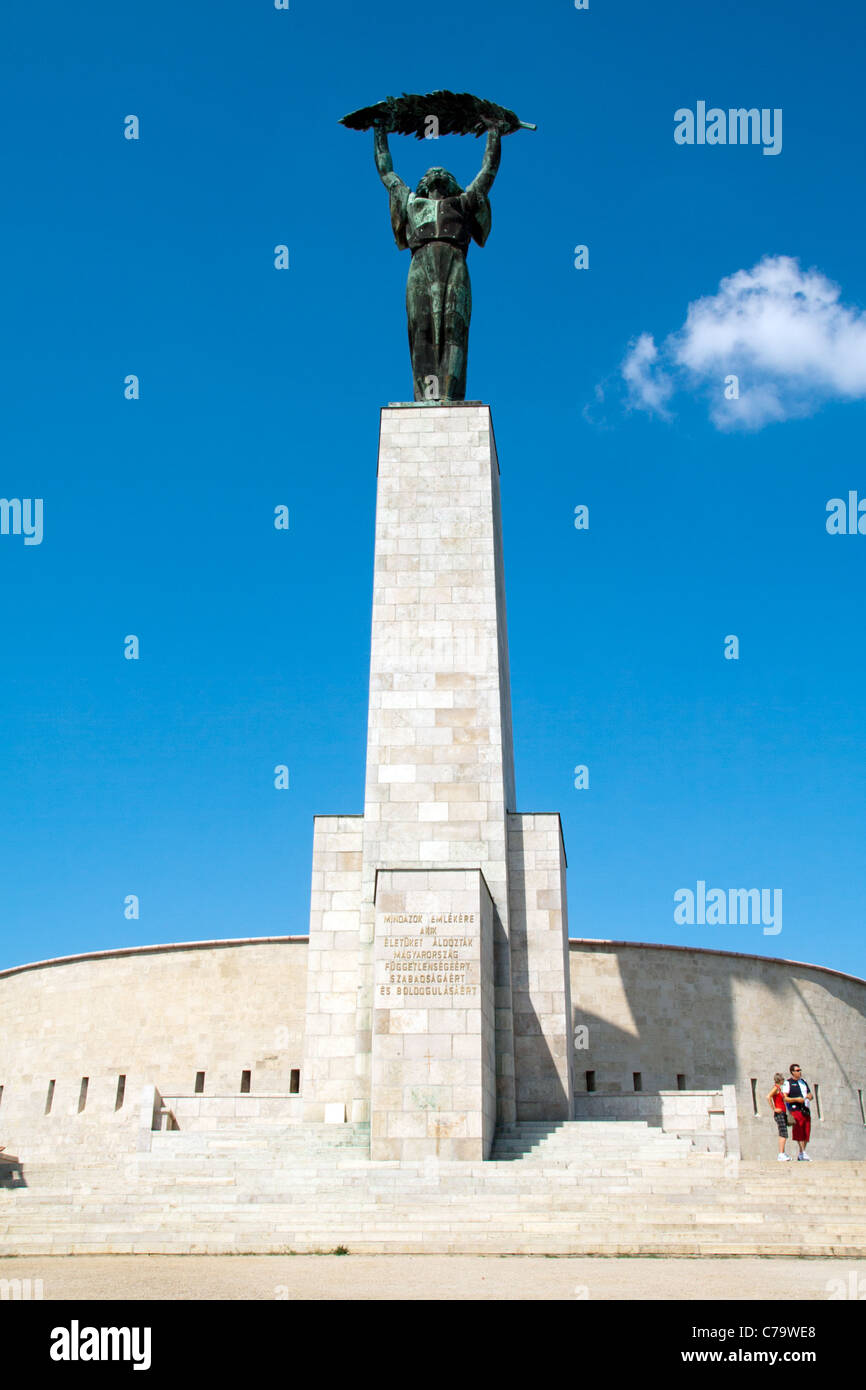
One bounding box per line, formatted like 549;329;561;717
416;167;462;200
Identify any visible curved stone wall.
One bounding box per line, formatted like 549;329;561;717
568;940;866;1159
0;938;308;1157
1;935;863;1161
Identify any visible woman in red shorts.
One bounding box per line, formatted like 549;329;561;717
767;1072;791;1160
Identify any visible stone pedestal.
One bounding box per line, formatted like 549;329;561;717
371;869;496;1160
302;403;574;1148
355;403;517;1132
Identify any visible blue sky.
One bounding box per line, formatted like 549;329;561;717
1;0;864;978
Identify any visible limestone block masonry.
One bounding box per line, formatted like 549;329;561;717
372;869;496;1160
301;815;363;1115
0;938;309;1158
302;403;574;1147
1;937;863;1165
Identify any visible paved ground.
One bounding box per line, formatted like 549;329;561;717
2;1255;864;1300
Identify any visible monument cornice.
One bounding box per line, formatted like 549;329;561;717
567;937;866;988
0;935;309;980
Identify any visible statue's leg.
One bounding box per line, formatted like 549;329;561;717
441;253;471;402
407;250;438;401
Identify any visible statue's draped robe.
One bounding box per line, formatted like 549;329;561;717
389;182;491;401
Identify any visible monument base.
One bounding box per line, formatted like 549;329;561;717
371;869;496;1161
301;404;574;1153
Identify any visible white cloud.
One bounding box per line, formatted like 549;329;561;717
621;332;674;419
619;256;866;430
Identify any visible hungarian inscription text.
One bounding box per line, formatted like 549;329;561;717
377;913;478;1000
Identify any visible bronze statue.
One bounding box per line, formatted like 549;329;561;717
374;121;499;402
341;93;535;402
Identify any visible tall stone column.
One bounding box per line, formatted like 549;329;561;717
355;403;518;1152
302;401;574;1145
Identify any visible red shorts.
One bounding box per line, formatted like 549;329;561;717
791;1110;811;1143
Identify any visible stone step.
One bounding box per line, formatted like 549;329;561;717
5;1196;865;1218
7;1178;748;1198
8;1164;865;1189
2;1196;862;1216
6;1190;865;1213
6;1175;864;1197
5;1120;865;1258
4;1203;865;1226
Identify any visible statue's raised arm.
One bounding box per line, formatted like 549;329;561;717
374;125;406;193
465;121;502;201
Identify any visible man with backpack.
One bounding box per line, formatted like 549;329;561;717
782;1063;814;1161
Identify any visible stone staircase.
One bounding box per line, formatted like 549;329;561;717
490;1121;697;1161
3;1120;866;1257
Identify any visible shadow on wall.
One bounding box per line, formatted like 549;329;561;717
508;815;570;1121
512;993;570;1120
788;973;865;1097
570;942;866;1132
571;943;742;1092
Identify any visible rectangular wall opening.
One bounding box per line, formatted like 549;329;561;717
115;1075;126;1111
194;1072;205;1094
77;1077;89;1114
750;1078;758;1115
677;1073;686;1091
289;1069;300;1095
240;1070;251;1094
44;1080;55;1115
633;1072;642;1093
585;1070;596;1093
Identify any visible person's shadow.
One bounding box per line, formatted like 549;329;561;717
0;1154;26;1188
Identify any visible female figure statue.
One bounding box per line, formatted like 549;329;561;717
374;121;501;402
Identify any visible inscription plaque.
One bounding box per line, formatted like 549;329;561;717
377;913;479;1000
370;869;497;1161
